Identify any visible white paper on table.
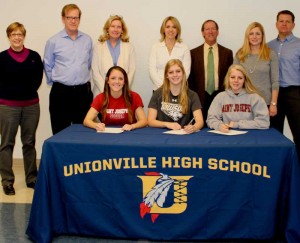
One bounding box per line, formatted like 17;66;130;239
208;129;248;135
97;127;124;133
163;129;189;135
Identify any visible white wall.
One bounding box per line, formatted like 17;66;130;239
0;0;298;159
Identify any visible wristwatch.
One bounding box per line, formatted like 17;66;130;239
271;102;277;106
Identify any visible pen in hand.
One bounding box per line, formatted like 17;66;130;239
187;117;195;126
183;117;196;133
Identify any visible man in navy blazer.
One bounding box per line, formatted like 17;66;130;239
188;20;233;125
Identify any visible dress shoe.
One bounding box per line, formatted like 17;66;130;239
27;181;36;189
3;184;15;195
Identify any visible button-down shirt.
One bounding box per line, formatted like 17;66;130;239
107;39;121;66
44;29;93;86
149;41;191;90
268;33;300;87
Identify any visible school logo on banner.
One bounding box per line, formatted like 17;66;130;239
138;172;193;223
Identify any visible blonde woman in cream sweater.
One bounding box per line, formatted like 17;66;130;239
92;15;135;96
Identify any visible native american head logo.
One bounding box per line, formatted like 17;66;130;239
138;172;193;223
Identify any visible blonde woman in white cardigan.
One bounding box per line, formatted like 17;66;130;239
149;16;191;91
91;15;135;96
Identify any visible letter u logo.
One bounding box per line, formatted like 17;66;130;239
138;173;193;222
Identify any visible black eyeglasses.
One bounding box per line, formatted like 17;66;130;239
10;33;24;38
65;16;80;21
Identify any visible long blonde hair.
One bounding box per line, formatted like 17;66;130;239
224;64;262;96
98;15;129;42
235;22;271;62
159;16;182;43
162;59;189;113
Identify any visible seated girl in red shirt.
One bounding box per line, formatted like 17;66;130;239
84;66;147;131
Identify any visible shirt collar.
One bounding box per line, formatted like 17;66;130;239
204;42;218;50
160;41;180;47
107;38;121;48
276;33;295;42
60;29;83;39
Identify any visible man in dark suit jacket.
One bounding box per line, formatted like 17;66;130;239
188;20;233;125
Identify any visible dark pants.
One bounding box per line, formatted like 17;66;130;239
50;82;93;135
203;91;219;127
0;103;40;186
272;86;300;161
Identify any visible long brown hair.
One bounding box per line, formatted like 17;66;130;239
162;59;189;113
101;66;133;123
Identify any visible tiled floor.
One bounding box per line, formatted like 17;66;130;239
0;161;195;242
0;160;34;242
0;161;151;242
0;160;34;204
0;161;283;243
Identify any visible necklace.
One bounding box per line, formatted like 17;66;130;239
247;54;259;74
166;44;174;54
165;40;175;54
